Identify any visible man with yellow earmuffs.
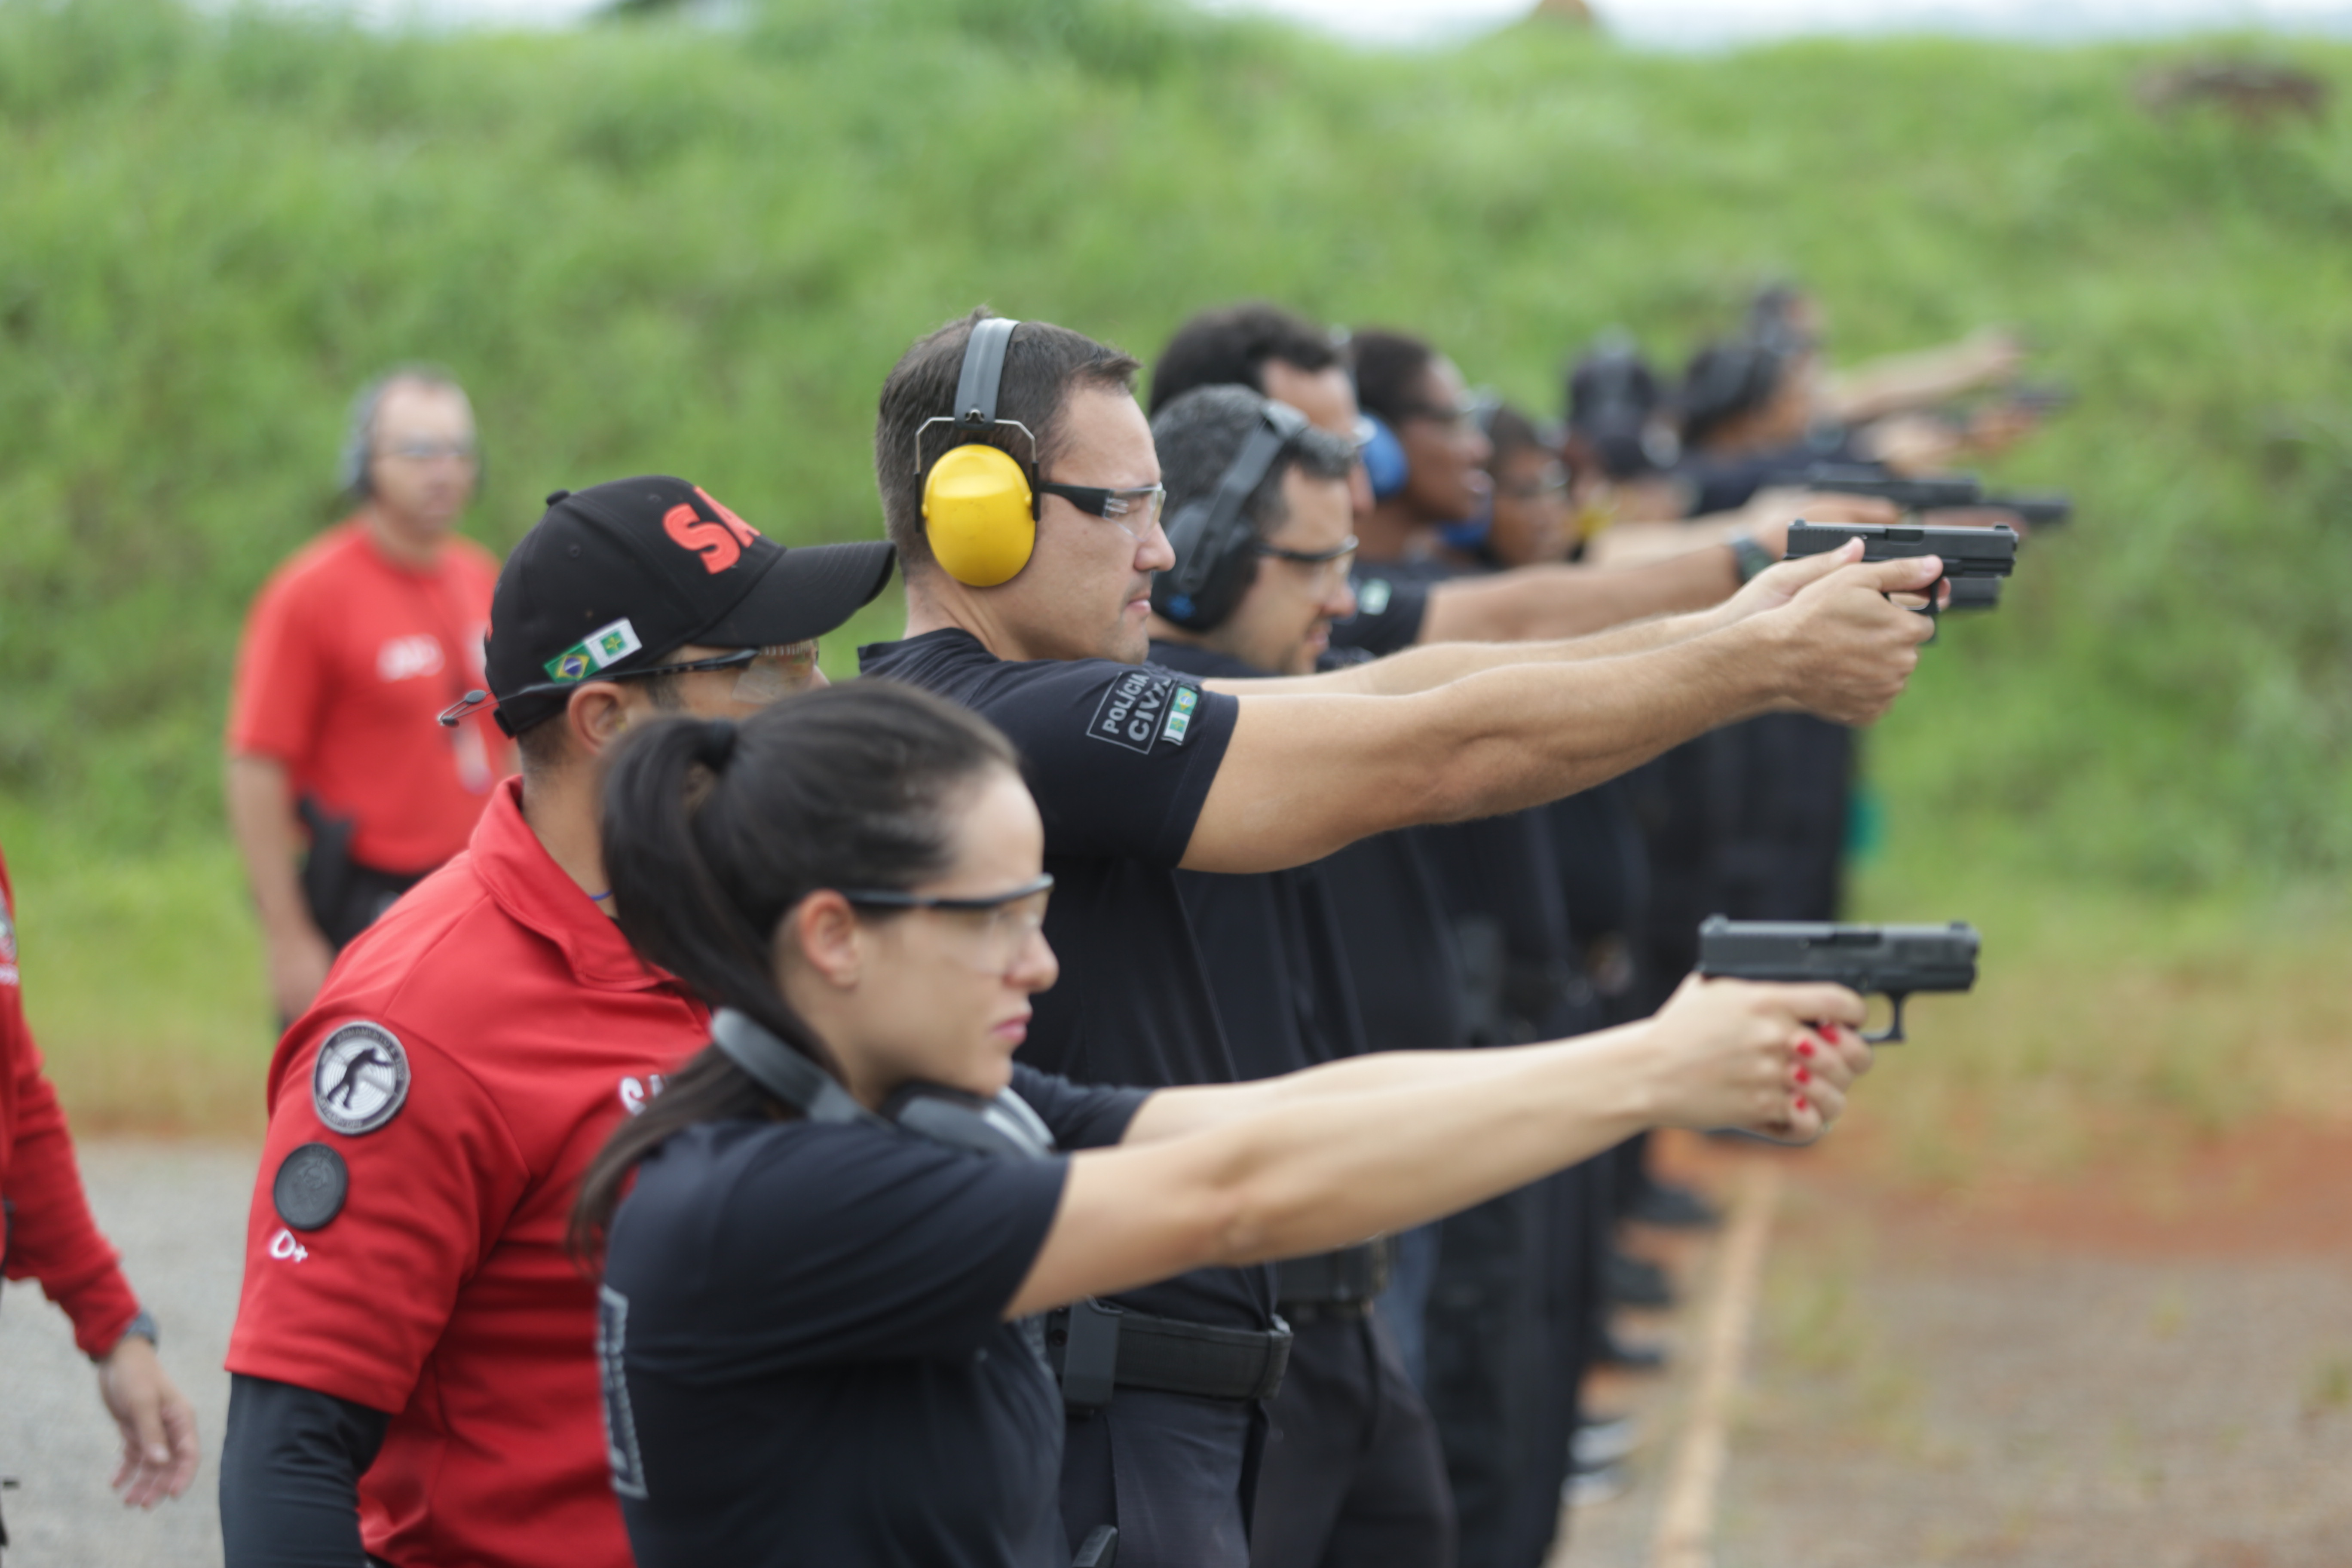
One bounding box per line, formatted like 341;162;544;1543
859;309;1942;1568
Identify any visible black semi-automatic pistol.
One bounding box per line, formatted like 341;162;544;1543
1786;515;2019;625
1696;917;1981;1043
1801;463;2072;530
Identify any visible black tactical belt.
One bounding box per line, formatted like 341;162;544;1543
1044;1301;1292;1410
1275;1237;1393;1308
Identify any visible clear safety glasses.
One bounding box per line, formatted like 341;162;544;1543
610;642;824;704
1039;481;1167;543
1256;535;1359;595
837;873;1055;974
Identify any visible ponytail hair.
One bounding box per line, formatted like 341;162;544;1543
568;682;1023;1262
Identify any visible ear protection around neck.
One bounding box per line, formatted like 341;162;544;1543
916;318;1039;588
1152;398;1311;632
710;1007;1052;1161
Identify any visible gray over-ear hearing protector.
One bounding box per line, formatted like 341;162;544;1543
710;1008;1053;1161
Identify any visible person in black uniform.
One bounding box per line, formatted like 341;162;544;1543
570;683;1881;1568
1143;307;1753;1411
1143;385;1456;1568
1146;303;1792;648
858;309;1939;1567
1334;334;1618;1568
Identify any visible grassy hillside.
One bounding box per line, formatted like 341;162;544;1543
3;0;2349;1130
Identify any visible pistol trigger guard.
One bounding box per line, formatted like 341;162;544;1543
1861;993;1909;1046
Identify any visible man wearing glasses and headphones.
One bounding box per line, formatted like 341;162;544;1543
219;479;894;1568
861;310;1942;1568
226;369;508;1025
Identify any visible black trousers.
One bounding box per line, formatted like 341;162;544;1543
1250;1312;1455;1568
1060;1390;1258;1568
1424;1161;1605;1568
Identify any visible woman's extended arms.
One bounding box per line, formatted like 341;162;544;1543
1004;976;1868;1319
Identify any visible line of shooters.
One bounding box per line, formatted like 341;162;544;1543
8;292;2055;1568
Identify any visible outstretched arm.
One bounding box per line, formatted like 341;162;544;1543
1178;548;1940;875
1208;542;1859;701
1416;547;1740;643
1005;976;1871;1318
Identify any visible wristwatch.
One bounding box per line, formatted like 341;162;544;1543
1728;530;1774;584
103;1308;160;1360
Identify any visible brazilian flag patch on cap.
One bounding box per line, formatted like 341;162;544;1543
545;618;644;683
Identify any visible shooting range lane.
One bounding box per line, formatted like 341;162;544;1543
1540;1122;2352;1567
0;1140;254;1568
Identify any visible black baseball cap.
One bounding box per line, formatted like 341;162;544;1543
463;476;895;737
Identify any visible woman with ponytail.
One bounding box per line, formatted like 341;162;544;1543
577;682;1877;1568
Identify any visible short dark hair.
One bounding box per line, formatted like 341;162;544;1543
1152;385;1357;542
1482;403;1550;467
873;310;1142;575
1147;303;1339;416
1566;337;1669;479
1349;328;1437;429
512;671;682;778
1679;337;1791;452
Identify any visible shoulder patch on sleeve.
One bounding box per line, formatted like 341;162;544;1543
273;1142;350;1230
1087;668;1185;756
310;1021;412;1135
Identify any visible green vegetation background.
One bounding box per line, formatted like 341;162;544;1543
4;0;2349;1138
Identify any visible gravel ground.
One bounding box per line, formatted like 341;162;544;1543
0;1141;256;1568
10;1140;2349;1568
1718;1200;2352;1568
1547;1148;2352;1568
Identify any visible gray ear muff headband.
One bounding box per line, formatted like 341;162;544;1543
956;315;1019;429
711;1008;876;1125
709;1007;1052;1161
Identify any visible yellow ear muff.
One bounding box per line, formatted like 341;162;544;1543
922;442;1036;588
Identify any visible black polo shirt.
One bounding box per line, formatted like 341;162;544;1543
603;1065;1147;1568
1328;570;1429;657
860;628;1274;1332
1152;641;1369;1081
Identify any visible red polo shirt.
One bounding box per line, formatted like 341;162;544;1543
0;847;141;1358
227;776;708;1568
227;521;513;874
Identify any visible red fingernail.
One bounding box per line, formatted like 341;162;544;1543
1795;1066;1811;1084
1798;1040;1816;1058
1794;1095;1809;1111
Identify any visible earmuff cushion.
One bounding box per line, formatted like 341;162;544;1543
1361;416;1409;502
921;317;1040;587
923;444;1037;587
1149;524;1257;632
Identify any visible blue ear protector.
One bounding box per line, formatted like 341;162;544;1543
1154;398;1312;632
710;1008;1052;1161
1438;397;1504;554
1358;414;1409;502
1437;505;1493;555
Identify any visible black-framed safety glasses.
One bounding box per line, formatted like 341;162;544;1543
1038;482;1167;541
437;643;822;729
